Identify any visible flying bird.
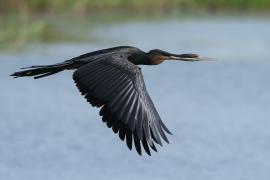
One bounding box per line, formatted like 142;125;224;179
11;46;209;156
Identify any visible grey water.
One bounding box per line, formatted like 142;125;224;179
1;17;270;180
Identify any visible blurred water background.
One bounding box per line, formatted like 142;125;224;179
1;1;270;180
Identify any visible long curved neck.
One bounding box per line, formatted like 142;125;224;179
128;52;152;65
128;52;167;65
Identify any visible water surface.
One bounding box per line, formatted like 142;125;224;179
1;17;270;180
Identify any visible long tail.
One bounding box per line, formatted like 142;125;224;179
10;60;76;79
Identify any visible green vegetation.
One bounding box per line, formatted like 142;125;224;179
1;0;270;50
0;17;62;50
2;0;270;14
0;15;95;50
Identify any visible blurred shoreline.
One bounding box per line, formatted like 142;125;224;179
1;0;270;51
2;0;270;14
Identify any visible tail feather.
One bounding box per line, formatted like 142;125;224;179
33;69;63;79
10;60;74;79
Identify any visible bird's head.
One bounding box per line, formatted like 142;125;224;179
148;49;212;65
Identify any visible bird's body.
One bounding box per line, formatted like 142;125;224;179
11;46;207;156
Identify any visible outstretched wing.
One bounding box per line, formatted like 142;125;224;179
73;54;172;155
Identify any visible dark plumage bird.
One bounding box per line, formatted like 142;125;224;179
11;46;209;156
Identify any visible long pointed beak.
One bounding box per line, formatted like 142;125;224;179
168;53;214;62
